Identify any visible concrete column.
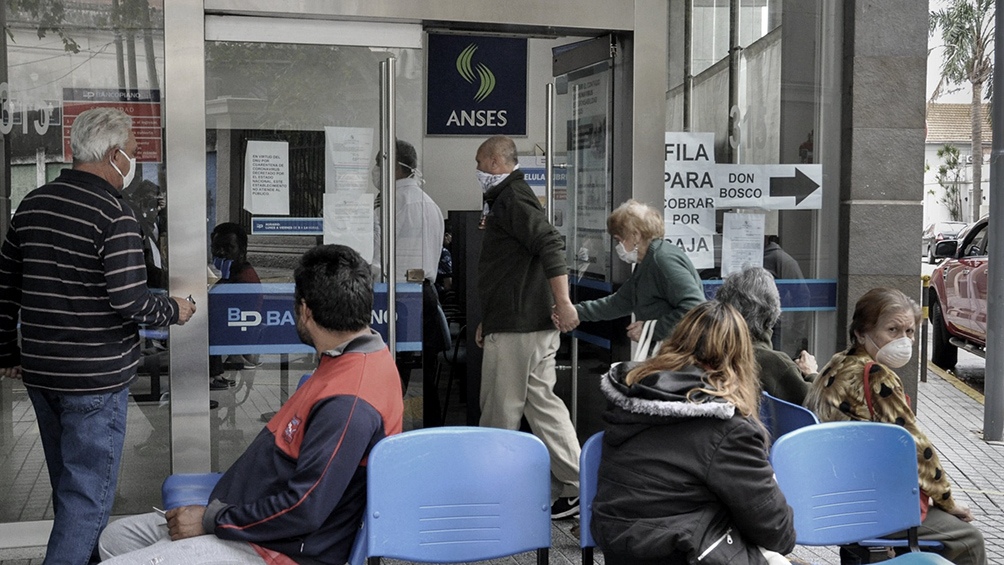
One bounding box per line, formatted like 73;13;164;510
839;0;928;407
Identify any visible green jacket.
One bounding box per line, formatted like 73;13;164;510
576;238;704;341
478;170;567;334
754;338;813;405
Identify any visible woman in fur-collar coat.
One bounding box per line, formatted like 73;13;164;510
591;301;795;565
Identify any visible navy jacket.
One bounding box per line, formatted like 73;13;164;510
204;332;403;565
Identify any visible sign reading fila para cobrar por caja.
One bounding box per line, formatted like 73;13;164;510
427;34;527;136
663;132;823;269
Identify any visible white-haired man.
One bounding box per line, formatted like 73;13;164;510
0;107;195;564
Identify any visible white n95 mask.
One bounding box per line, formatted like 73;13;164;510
872;336;913;368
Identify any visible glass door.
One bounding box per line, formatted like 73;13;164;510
549;36;618;438
201;17;424;469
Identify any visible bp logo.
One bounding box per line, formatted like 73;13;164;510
456;44;496;102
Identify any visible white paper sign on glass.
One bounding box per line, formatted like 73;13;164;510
323;192;375;263
325;127;374;193
721;212;766;278
244;140;290;215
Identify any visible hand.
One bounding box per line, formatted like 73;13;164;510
166;505;207;540
552;302;579;333
475;323;484;348
949;502;975;523
626;321;645;342
172;296;197;325
0;366;22;380
794;351;817;376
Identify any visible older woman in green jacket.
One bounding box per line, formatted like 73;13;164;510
572;200;705;344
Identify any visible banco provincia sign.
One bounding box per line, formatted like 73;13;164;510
427;33;527;136
208;283;423;354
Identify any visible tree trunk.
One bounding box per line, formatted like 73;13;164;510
971;81;984;220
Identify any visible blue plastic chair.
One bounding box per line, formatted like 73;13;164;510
579;431;603;563
760;391;819;444
771;422;951;564
363;427;551;564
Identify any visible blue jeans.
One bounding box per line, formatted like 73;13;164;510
28;387;129;565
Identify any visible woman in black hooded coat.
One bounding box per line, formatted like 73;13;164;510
592;301;796;565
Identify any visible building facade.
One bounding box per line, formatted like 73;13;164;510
0;0;928;544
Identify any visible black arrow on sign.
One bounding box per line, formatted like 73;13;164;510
769;168;819;205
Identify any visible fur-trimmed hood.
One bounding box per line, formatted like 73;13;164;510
600;362;736;447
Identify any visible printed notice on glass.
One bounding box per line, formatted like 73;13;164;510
721;212;765;278
325;127;374;193
323;192;374;263
244;141;290;215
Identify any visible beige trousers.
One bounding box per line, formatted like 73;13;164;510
480;329;581;500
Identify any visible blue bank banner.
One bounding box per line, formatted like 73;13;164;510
702;279;838;311
427;33;527;136
208;283;423;355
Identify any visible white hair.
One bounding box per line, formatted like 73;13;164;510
70;108;132;163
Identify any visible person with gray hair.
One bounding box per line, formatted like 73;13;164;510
0;107;195;564
715;266;816;404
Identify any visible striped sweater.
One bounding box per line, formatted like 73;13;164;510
0;169;179;392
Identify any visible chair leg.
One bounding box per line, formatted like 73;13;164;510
536;548;548;565
583;547;594;563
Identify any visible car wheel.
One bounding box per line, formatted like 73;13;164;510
930;297;957;371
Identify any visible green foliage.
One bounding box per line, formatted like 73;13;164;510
5;0;80;53
935;144;965;222
930;0;994;97
930;0;994;221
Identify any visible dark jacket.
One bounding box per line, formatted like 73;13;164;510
592;363;796;565
576;238;705;341
478;169;567;334
204;332;403;565
0;169;179;392
754;337;813;405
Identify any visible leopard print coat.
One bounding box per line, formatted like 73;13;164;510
804;348;956;512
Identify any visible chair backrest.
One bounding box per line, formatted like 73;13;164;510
770;421;923;546
761;391;819;442
579;431;604;551
365;427;551;562
435;304;452;352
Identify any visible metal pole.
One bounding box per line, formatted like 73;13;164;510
380;58;397;354
920;275;929;384
683;0;693;131
983;0;1004;441
727;0;740;163
545;83;555;224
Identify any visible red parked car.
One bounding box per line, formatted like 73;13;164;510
929;216;988;370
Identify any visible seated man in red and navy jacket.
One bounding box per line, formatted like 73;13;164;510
99;244;403;565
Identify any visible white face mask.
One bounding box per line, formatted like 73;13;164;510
111;148;136;188
869;334;914;368
476;169;508;192
370;166;382;190
615;241;639;264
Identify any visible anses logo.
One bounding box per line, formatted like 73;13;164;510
456;44;496;103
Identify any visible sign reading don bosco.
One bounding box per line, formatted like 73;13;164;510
427;33;527;136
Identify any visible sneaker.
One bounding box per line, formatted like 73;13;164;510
551;496;580;519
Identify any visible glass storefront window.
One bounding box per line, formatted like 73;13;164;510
667;0;839;359
1;1;171;522
204;39;425;467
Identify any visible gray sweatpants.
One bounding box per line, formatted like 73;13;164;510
98;512;267;564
